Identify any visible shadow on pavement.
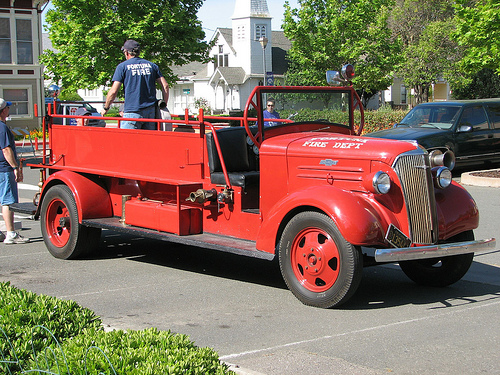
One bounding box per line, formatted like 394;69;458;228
84;230;500;311
87;230;287;290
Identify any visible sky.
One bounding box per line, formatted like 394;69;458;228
198;0;299;38
42;0;300;38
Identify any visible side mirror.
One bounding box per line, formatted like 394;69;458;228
326;70;342;86
458;125;472;132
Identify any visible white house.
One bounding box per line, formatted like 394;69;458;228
0;0;48;129
170;0;291;114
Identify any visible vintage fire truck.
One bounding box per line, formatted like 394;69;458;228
27;66;496;308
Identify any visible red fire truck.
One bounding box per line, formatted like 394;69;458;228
28;67;496;308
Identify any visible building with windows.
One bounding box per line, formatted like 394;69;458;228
0;0;47;129
170;0;290;114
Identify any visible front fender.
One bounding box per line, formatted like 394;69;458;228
36;170;112;222
256;186;388;252
435;181;479;240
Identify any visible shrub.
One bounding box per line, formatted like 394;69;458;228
358;109;408;134
276;108;407;134
0;282;102;372
30;328;233;375
0;283;234;375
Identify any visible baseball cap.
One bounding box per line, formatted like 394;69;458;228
75;107;91;116
121;39;140;51
0;98;12;111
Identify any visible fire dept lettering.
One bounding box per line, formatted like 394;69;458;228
302;141;328;148
302;137;367;149
127;63;152;76
333;142;362;149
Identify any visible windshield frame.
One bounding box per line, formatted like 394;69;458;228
244;86;363;148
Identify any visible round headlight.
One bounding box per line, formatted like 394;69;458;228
373;171;391;194
435;167;452;189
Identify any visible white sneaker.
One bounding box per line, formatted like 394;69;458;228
4;232;30;244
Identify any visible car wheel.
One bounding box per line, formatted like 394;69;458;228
399;230;474;287
40;185;101;259
278;211;363;308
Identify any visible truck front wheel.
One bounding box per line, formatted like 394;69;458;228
399;230;475;287
40;185;101;259
278;211;363;308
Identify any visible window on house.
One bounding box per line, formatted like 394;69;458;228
217;54;229;67
255;24;267;40
219;45;223;54
0;18;11;64
213;54;218;69
2;87;30;116
16;18;32;64
400;85;407;104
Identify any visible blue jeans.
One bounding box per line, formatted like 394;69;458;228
0;171;18;206
121;105;156;130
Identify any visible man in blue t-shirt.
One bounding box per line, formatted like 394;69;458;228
101;40;169;130
0;98;29;244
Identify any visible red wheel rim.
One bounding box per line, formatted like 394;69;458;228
45;198;71;247
290;227;340;292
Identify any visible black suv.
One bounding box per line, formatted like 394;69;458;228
366;99;500;168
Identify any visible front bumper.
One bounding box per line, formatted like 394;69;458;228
375;238;497;262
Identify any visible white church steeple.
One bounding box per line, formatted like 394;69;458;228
231;0;272;77
232;0;271;19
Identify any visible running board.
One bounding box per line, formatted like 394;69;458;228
82;217;275;261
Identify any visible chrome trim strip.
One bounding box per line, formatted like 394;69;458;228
374;238;497;262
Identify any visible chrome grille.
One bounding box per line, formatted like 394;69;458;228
393;150;437;244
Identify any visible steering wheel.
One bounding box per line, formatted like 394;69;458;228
243;94;263;148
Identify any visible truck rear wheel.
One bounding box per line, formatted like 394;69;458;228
40;185;101;259
278;211;363;308
399;230;475;287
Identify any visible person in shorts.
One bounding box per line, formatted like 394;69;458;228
0;98;29;244
101;39;169;130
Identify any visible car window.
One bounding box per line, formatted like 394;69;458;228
399;105;459;129
458;106;489;131
486;104;500;129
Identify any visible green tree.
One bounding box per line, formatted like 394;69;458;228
282;0;401;106
42;0;211;91
397;19;461;103
454;0;500;76
389;0;457;103
451;68;500;99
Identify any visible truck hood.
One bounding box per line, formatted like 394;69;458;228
365;126;452;143
273;133;419;166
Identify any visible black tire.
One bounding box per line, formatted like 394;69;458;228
278;211;363;308
40;185;101;259
399;230;475;287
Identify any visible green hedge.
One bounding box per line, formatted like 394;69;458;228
358;108;408;134
0;282;233;374
29;328;231;375
0;281;102;373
